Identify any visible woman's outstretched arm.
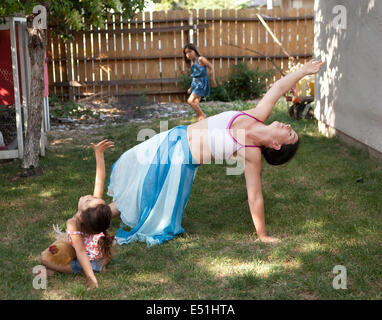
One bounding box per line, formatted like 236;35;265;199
244;149;279;243
91;139;114;199
251;59;325;122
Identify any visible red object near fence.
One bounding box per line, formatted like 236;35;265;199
0;27;49;106
0;28;22;105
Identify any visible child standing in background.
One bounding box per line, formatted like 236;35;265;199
183;43;217;121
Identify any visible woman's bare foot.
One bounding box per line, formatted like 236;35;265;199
197;113;206;121
255;235;280;243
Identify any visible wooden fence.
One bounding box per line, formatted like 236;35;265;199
46;7;314;103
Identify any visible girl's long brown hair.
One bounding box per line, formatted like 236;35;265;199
98;230;114;261
79;204;114;260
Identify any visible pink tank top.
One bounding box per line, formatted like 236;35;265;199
67;230;104;261
207;111;263;161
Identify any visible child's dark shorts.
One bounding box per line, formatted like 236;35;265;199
70;258;103;274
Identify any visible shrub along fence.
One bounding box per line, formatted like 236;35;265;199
47;7;314;103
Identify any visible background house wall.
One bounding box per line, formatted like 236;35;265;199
313;0;382;160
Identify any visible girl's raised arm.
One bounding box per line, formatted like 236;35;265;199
91;139;115;199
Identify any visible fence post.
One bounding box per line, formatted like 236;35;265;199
65;38;74;101
189;11;194;44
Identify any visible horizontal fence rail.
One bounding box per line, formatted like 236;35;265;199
47;7;314;103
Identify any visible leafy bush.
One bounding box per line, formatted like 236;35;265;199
207;79;231;102
225;61;274;101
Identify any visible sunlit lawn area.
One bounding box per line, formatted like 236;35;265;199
1;99;381;299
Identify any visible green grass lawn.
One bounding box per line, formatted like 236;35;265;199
1;100;381;300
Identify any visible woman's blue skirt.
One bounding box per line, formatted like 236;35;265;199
107;125;199;247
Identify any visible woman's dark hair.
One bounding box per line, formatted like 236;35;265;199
262;137;300;166
183;43;200;61
79;204;114;260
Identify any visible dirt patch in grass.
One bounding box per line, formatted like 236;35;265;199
48;130;105;150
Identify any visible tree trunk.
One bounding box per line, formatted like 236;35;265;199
21;15;47;177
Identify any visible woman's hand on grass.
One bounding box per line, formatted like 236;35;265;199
90;139;114;154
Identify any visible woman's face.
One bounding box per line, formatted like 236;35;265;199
77;194;105;214
271;121;298;145
184;48;197;61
